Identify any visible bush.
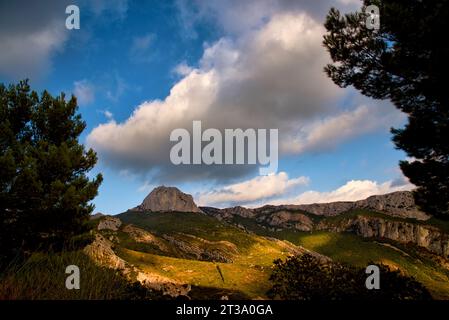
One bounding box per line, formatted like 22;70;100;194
267;254;432;300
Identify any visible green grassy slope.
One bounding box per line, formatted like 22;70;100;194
116;211;300;298
229;215;449;299
114;210;449;299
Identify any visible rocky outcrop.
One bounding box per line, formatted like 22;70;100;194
202;192;448;258
97;216;122;231
162;234;237;263
134;186;203;213
354;192;428;220
261;211;313;232
136;272;191;298
84;233;126;270
204;191;428;221
122;224;170;252
318;216;449;258
226;206;256;218
295;191;429;220
86;218;192;298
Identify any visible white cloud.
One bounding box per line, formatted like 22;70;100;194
175;0;362;36
0;0;131;80
196;172;309;207
267;179;415;206
73;80;95;106
103;110;114;121
173;62;194;77
283;103;405;154
88;12;341;181
88;6;404;183
194;171;415;207
0;10;68;79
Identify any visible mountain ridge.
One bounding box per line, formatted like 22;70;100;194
200;191;429;221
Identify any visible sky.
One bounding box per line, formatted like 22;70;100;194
0;0;414;214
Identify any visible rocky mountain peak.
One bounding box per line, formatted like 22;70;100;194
135;186;203;213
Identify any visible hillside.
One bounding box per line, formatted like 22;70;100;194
81;188;449;300
87;211;317;299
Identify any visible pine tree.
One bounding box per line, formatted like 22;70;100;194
0;80;103;262
323;0;449;219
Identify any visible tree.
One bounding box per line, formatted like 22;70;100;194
0;80;102;262
323;0;449;219
268;254;431;300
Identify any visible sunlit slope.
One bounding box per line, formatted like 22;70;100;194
116;211;305;298
228;215;449;299
115;210;449;299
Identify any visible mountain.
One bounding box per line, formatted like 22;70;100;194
81;187;449;300
133;186;203;213
204;191;428;220
296;191;429;220
201;191;449;258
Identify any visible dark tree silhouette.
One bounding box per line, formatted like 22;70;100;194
0;80;102;262
268;254;431;300
323;0;449;219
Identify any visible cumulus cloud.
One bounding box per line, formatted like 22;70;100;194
87;3;404;184
0;0;130;80
194;172;414;208
88;12;336;181
267;179;415;206
283;102;405;154
175;0;361;36
0;0;71;79
173;62;194;77
196;172;309;207
73;80;95;106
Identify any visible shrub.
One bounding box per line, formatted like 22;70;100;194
267;253;432;300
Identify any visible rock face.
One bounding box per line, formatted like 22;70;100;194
201;191;449;258
135;186;203;213
263;211;314;232
161;234;238;263
203;191;428;221
318;216;449;258
355;192;427;220
87;216;192;298
97;216;122;231
84;233;126;270
295;191;429;220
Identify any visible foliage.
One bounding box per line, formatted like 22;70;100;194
268;253;432;300
0;80;102;262
0;250;161;300
323;0;449;219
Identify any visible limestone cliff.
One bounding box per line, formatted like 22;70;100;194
318;216;449;258
287;191;429;220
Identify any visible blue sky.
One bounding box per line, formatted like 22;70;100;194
0;0;413;214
